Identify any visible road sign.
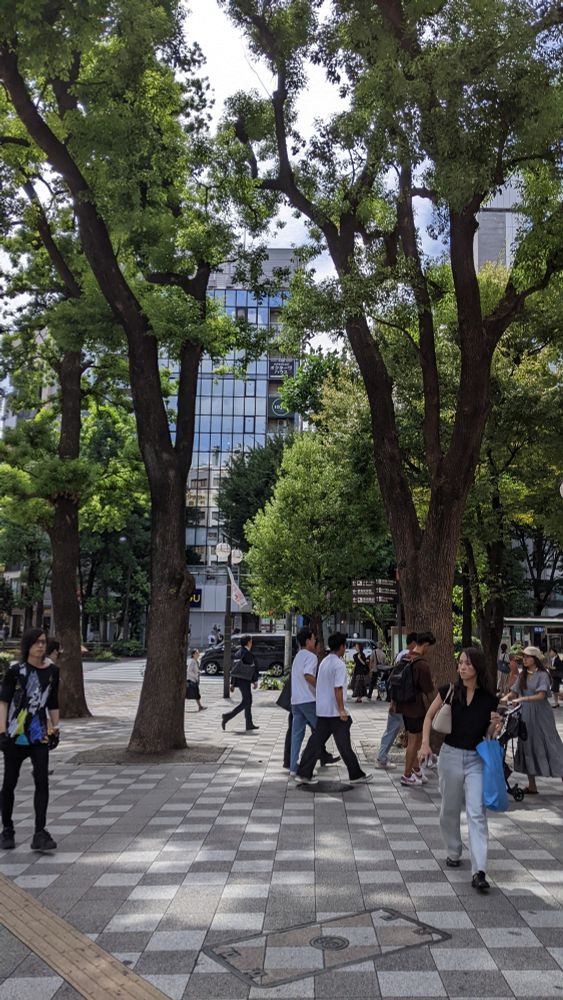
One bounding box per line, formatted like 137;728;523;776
352;579;377;604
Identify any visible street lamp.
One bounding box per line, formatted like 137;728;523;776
215;542;243;699
118;535;132;643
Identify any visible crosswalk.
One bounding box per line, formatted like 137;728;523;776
83;660;145;682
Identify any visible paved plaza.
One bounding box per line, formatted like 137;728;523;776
1;668;563;999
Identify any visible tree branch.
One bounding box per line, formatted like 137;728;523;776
397;165;442;475
22;179;82;299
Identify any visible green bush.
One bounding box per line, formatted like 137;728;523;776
91;647;117;662
259;670;288;691
111;639;144;657
0;651;14;681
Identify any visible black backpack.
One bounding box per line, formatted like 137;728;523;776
389;656;417;704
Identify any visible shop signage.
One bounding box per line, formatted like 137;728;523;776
268;359;295;380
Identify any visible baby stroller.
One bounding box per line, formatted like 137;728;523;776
497;703;527;802
376;664;393;701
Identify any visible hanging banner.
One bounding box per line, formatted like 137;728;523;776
227;566;248;607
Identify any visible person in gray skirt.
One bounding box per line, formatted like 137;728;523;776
502;645;563;795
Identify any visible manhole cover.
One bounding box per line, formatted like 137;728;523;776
205;906;450;988
297;780;353;793
310;935;349;951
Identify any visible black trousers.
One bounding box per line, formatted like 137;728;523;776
224;679;254;729
283;711;335;768
298;716;364;780
1;742;50;832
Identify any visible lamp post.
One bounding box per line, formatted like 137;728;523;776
118;535;132;642
215;542;243;699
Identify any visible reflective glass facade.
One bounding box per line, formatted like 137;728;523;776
182;254;298;565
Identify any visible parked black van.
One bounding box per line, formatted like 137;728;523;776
200;633;298;677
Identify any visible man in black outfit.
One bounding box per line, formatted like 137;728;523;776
222;635;259;732
0;627;60;852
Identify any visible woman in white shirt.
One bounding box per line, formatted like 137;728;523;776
186;650;206;711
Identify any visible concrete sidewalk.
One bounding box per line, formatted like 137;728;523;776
1;678;563;999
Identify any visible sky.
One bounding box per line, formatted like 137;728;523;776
185;0;342;270
185;1;440;269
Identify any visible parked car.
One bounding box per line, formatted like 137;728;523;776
200;633;298;677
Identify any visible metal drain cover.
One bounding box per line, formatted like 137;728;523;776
205;906;450;988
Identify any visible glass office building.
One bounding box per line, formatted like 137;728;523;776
186;249;299;568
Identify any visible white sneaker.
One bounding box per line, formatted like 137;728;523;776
414;767;429;784
400;773;423;787
296;775;319;785
350;772;374;784
289;771;296;777
375;760;395;769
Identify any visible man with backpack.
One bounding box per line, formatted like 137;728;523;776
389;630;435;787
375;632;417;769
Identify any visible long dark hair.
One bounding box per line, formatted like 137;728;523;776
20;627;47;664
454;646;494;701
518;653;547;692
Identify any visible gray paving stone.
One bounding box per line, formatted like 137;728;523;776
438;971;512;997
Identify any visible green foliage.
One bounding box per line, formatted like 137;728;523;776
90;647;117;663
0;578;14;616
279;350;344;419
259;670;287;691
111;639;145;656
216;435;290;550
245;431;390;619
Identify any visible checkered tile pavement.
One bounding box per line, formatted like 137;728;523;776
0;677;562;999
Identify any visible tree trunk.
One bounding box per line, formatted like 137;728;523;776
128;466;194;752
48;350;90;717
49;497;90;717
476;593;504;691
461;563;473;647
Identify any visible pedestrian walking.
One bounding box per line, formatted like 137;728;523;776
288;629;340;775
389;630;435;786
296;632;372;785
419;647;501;893
501;646;563;794
45;639;62;664
0;628;60;852
186;649;207;711
222;635;259;732
548;646;563;709
368;642;387;700
497;643;511;695
351;643;369;702
375;632;417;769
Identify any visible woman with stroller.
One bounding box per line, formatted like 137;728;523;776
501;646;563;794
351;643;369;703
419;647;501;893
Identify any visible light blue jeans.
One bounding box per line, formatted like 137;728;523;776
438;743;489;874
290;701;318;772
377;711;403;764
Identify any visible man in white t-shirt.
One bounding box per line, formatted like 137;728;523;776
296;632;373;785
289;628;340;775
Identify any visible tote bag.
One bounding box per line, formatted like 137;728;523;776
476;739;508;812
432;684;454;735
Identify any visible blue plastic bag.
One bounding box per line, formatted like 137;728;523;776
476;739;508;812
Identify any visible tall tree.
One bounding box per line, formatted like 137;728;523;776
0;1;271;749
245;431;391;634
216;434;290;550
220;0;563;681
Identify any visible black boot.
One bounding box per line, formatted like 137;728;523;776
31;829;57;852
1;827;15;850
471;871;489;892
